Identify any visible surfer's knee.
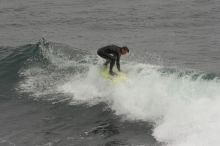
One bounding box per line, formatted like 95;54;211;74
104;60;110;66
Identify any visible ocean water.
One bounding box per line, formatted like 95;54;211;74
1;0;220;146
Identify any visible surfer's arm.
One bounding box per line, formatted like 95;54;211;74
116;55;120;71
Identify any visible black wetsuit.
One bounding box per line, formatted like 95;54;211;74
97;45;121;73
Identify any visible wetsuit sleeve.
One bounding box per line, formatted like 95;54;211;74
116;54;120;71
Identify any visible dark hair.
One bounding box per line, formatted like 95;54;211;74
122;46;129;53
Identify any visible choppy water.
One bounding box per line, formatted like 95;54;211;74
1;0;220;146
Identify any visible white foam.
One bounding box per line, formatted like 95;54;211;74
58;62;220;146
58;65;109;105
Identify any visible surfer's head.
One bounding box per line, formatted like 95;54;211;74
120;46;129;55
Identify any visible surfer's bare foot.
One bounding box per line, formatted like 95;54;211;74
109;72;117;76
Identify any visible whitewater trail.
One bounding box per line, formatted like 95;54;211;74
56;59;220;146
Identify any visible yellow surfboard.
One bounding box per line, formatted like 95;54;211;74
100;68;127;84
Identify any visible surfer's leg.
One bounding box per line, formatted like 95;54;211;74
109;58;116;75
97;51;113;68
97;50;116;75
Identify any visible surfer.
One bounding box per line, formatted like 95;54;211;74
97;45;129;76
